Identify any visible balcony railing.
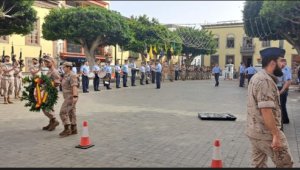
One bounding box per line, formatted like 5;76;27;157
240;45;255;54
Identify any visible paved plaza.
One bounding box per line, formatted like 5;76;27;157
0;79;300;167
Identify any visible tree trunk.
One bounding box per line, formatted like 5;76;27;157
80;37;101;67
281;32;300;54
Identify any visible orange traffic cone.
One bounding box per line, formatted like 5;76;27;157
211;139;223;168
75;121;94;149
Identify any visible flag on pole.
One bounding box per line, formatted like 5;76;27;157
153;45;157;54
149;45;153;60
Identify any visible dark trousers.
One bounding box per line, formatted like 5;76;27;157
175;70;179;80
156;72;161;89
123;72;128;87
82;75;89;92
151;71;156;83
103;73;111;89
247;74;254;84
115;72;121;88
93;74;100;91
240;73;245;87
131;69;136;86
140;72;145;85
278;87;289;123
146;71;150;84
214;73;219;86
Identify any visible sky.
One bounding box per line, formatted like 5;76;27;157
109;1;245;25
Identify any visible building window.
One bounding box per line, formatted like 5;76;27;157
261;40;271;47
25;19;40;46
243;37;253;47
66;41;82;53
279;40;284;49
226;55;235;65
213;35;219;48
226;34;235;48
210;55;219;66
0;36;9;43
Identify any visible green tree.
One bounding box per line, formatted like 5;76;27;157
0;0;37;36
243;1;300;54
124;15;180;62
176;27;217;66
42;6;131;65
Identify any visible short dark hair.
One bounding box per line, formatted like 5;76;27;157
262;55;279;68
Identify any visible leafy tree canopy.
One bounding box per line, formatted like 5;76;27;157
0;0;37;36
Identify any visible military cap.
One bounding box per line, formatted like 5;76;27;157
260;47;285;59
32;58;38;61
43;55;54;62
62;62;73;67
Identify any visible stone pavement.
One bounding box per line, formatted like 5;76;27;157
0;79;299;167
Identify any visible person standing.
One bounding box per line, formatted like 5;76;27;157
13;61;23;99
212;63;221;87
29;58;40;78
92;59;101;91
246;64;257;85
150;60;156;84
246;47;293;168
129;58;137;86
121;60;129;87
277;58;292;125
169;62;175;82
155;60;162;89
0;63;3;97
59;62;79;137
140;62;145;85
42;56;61;131
80;61;90;93
115;59;121;88
175;62;180;80
1;55;16;104
103;61;112;90
71;62;80;88
145;61;151;84
239;62;246;87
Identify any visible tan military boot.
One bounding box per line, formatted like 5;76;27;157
47;118;59;131
3;97;8;104
42;119;51;131
59;124;72;137
71;124;78;135
7;96;13;104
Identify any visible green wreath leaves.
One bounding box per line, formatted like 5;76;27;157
21;74;58;112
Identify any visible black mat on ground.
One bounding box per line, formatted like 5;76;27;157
198;113;237;121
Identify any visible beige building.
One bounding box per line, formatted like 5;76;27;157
202;21;300;74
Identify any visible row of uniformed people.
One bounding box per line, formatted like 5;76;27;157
76;58;164;92
0;55;24;103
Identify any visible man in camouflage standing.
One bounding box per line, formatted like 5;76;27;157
41;56;61;131
1;55;16;104
59;62;78;137
246;47;293;168
13;60;23;99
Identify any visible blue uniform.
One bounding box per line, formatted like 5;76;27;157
115;64;121;88
103;65;112;89
92;65;100;91
129;62;137;86
155;63;162;89
246;66;257;84
80;65;90;93
277;65;292;124
121;64;129;87
239;65;246;87
212;66;221;86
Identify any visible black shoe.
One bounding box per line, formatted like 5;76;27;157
123;86;128;87
283;120;290;124
156;87;160;89
132;85;136;86
116;87;121;88
83;91;89;93
107;88;112;90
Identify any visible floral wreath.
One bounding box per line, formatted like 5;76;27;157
21;74;58;112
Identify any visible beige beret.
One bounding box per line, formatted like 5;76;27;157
63;62;73;67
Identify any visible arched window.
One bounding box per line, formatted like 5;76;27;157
213;35;219;48
226;34;235;48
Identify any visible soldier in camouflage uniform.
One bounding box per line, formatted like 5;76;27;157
59;62;78;137
1;55;17;104
169;62;175;82
180;64;186;81
14;61;23;99
246;47;293;168
41;56;61;131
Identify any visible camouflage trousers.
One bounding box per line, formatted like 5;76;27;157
1;77;14;97
248;137;293;168
42;109;56;120
14;77;22;94
59;96;77;125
